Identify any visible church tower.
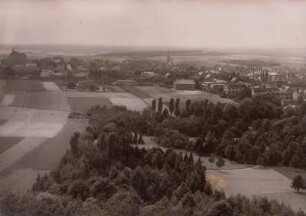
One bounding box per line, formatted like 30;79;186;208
166;50;171;65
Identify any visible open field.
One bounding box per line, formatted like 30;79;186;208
136;85;236;105
208;167;306;212
0;137;23;154
12;119;88;170
66;90;149;112
0;137;47;173
2;80;69;111
0;80;76;192
7;91;70;111
110;98;149;111
120;85;152;99
140;136;306;212
68;97;112;113
66;91;137;98
0;107;69;138
5;80;46;92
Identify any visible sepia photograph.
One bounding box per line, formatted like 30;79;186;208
0;0;306;215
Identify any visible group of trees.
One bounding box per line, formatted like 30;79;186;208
146;96;306;169
291;175;306;192
1;106;305;216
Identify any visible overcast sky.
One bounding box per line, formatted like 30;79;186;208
0;0;305;49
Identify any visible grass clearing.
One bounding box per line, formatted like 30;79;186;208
208;167;306;212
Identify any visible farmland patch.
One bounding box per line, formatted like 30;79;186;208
0;137;46;172
12;119;88;170
68;97;112;113
5;80;46;92
0;137;23;154
0;107;69;138
120;85;152;99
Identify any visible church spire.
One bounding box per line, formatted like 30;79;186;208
166;50;171;64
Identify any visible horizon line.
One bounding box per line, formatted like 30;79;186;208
1;43;306;51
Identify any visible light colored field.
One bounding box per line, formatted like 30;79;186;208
42;82;61;91
66;91;137;99
67;90;149;112
207;168;306;212
110;97;148;112
0;107;69;138
137;86;236;105
1;94;15;106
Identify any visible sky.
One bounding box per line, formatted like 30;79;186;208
0;0;305;49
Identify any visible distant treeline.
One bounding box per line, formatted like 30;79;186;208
224;59;280;67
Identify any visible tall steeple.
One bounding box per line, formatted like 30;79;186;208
11;47;16;54
166;50;171;64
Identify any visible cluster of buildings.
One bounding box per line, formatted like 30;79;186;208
0;48;90;80
171;65;306;108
